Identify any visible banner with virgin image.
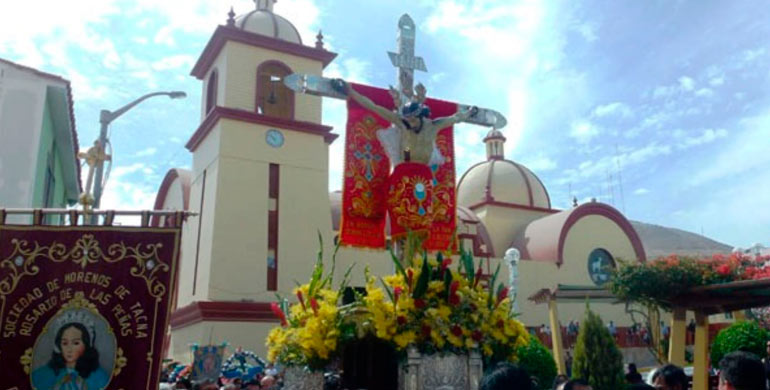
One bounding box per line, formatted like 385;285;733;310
0;223;181;390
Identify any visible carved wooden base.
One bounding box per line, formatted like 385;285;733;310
398;348;483;390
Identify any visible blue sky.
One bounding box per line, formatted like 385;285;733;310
2;0;768;248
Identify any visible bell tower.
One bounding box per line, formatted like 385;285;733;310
168;3;337;360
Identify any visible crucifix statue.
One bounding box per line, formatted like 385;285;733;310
283;14;507;155
284;13;507;250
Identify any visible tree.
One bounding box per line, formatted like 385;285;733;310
571;307;625;390
710;320;769;365
517;338;558;390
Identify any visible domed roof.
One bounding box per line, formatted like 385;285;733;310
233;0;302;45
457;129;551;210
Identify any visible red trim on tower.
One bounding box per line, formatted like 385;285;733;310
256;60;295;119
185;106;337;152
485;160;497;201
191;25;336;79
267;163;279;291
467;200;559;214
169;301;279;330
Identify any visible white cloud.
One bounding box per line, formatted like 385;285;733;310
153;26;176;46
521;155;557;172
152;55;195;71
689;112;770;186
574;22;598;42
133;147;158;157
694;88;714;98
678;76;695;91
633;188;649;195
592;102;632;118
676;128;728;149
569;121;599;143
709;76;725;86
558;142;672;185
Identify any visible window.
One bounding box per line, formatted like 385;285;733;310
587;248;615;286
256;61;293;119
205;69;218;114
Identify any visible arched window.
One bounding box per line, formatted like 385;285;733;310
256;61;294;119
205;69;218;114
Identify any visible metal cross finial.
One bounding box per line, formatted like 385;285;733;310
315;30;324;49
388;13;427;100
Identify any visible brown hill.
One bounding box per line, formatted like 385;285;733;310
630;220;733;259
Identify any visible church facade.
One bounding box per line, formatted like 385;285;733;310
154;2;647;362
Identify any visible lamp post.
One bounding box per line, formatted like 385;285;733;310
90;91;186;218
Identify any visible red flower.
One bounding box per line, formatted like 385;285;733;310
448;281;461;306
716;264;731;276
397;316;407;326
296;290;306;311
451;325;463;337
270;302;288;327
414;299;426;309
472;330;483;342
421;324;432;337
473;266;483;288
496;319;504;329
495;287;509;308
310;298;319;316
393;286;403;304
449;294;461;306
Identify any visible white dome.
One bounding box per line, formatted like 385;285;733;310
234;1;302;45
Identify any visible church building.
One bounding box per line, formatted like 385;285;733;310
153;1;654;362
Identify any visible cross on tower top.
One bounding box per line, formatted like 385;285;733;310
388;13;427;100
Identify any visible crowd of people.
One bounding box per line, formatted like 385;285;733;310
156;342;770;390
482;350;768;390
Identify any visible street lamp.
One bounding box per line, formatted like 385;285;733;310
90;91;187;215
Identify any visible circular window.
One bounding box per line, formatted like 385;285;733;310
587;248;615;286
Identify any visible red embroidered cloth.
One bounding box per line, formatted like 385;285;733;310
339;83;457;251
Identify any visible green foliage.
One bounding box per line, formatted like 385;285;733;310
571;308;624;390
516;338;558;390
710;320;769;365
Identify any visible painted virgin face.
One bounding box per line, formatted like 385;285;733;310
60;326;86;366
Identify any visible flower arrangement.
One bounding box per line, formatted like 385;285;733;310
609;253;770;309
356;241;530;364
266;240;354;371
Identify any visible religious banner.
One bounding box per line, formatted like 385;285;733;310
191;344;226;383
339;83;394;248
0;224;181;390
339;83;457;251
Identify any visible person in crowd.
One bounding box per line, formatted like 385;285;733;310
565;350;574;377
626;363;644;384
651;364;688;390
552;374;569;390
607;320;618;340
563;379;592;390
718;351;767;390
479;362;533;390
175;378;193;390
242;379;261;390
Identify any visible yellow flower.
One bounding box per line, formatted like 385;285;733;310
393;331;417;349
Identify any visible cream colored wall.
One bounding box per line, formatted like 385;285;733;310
188;116;335;302
170;321;277;364
221;41;323;123
178;126;222;307
475;205;549;257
